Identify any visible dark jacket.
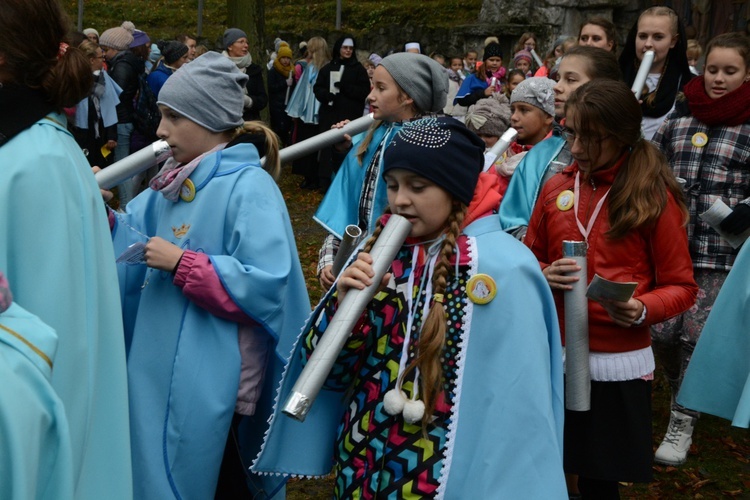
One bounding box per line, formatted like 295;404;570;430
243;63;268;121
267;65;295;136
108;50;145;123
313;35;370;131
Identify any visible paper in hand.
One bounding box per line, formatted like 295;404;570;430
586;274;637;303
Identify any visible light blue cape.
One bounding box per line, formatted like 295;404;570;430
253;216;567;498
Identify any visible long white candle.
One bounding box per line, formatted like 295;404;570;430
563;240;590;411
283;215;412;421
483;128;518;172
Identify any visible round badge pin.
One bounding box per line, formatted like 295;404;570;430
556;190;575;211
180;178;196;202
466;274;497;304
691;132;708;148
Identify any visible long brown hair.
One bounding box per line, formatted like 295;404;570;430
565;79;688;238
0;0;92;108
363;202;467;428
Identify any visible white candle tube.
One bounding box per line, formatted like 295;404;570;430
530;48;544;68
331;225;364;276
283;215;412;421
562;240;590;412
95;140;172;190
631;50;655;100
266;113;375;166
483;128;518;172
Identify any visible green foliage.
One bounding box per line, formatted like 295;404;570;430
63;0;482;46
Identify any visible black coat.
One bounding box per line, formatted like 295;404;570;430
313;37;370;131
243;63;268;121
108;50;145;123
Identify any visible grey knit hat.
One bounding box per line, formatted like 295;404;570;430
380;53;448;113
465;95;512;137
510;77;555;117
223;28;248;50
157;52;249;132
99;27;134;51
162;41;189;65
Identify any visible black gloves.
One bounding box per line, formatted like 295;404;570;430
719;203;750;234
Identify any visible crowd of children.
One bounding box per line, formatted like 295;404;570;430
5;0;750;498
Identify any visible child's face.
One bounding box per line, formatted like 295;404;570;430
524;38;537;52
507;73;525;93
687;56;698;67
515;59;531;73
510;102;553;146
450;58;463;72
636;15;677;72
478;133;499;150
485;56;503;73
553;56;592;117
366;64;375;78
465;52;477;68
157;105;222;164
367;66;415;122
279;56;292;66
704;47;750;99
384;169;453;240
564;107;622;175
579;24;614;51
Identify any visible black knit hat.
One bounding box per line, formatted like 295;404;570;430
483;42;503;61
162;41;189;65
383;117;485;206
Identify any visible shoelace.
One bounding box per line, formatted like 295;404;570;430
663;416;690;445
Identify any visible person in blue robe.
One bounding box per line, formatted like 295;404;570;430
0;4;132;497
110;52;310;499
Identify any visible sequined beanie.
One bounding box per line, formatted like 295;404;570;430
382;117;485;205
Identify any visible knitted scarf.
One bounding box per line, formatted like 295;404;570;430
683;76;750;127
222;51;252;71
273;56;292;78
149;142;227;202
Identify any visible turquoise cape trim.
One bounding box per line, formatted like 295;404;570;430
314;123;400;239
677;241;750;428
499;135;565;231
252;216;567;498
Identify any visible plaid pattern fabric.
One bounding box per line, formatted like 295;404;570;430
317;233;340;275
652;107;750;271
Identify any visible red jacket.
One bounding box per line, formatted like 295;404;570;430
524;159;698;353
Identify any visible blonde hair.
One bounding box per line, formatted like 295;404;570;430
306;36;330;69
363;202;467;428
686;39;702;60
639;6;679;38
231;121;281;180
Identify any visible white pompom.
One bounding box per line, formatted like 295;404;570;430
403;399;425;424
383;389;406;416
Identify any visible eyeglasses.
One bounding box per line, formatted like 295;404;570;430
560;128;610;146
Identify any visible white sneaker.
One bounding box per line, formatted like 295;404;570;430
654;410;695;466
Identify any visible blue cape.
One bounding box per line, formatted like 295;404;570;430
677;241;750;427
314;123;400;239
0;303;73;500
0;114;132;499
286;63;321;124
74;71;122;129
454;73;487;104
113;142;311;499
499;135;565;232
252;216;567;498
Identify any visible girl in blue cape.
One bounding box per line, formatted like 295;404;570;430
253;117;567;498
316;52;450;290
109;51;310;499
